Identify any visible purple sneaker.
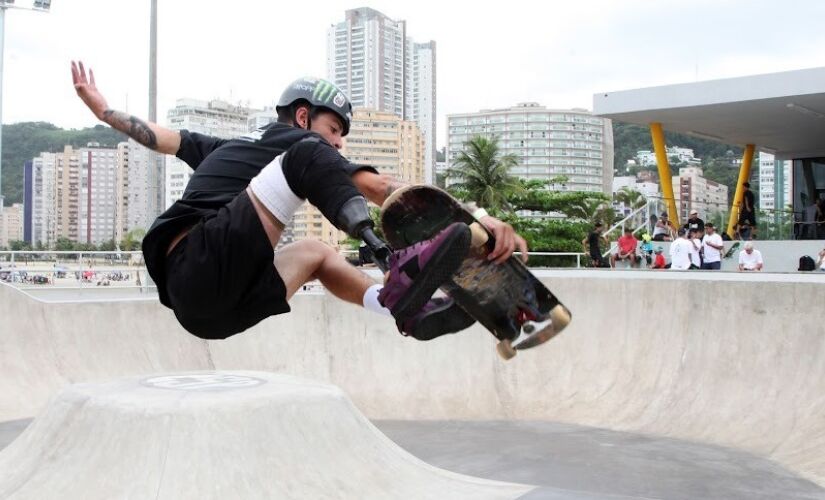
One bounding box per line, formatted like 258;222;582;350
400;296;475;340
378;222;471;323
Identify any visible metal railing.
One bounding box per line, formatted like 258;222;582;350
0;251;154;291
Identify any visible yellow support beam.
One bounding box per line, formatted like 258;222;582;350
726;144;755;238
649;123;680;227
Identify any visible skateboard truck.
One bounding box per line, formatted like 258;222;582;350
497;304;573;360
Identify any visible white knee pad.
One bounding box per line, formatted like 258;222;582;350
249;153;304;225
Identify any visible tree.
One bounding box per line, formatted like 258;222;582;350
560;197;616;226
614;187;647;210
120;228;146;251
98;239;117;252
8;240;30;251
55;237;75;251
446;136;522;212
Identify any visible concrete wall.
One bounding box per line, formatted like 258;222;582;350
1;272;823;486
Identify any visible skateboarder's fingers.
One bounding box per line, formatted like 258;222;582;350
490;229;513;264
515;235;529;263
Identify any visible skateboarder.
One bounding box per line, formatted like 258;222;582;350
71;61;525;341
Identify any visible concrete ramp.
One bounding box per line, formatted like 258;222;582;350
0;371;533;499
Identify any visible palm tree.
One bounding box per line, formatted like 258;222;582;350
614;187;646;210
446;136;522;212
562;198;617;226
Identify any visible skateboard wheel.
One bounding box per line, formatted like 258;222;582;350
549;305;572;335
496;339;517;360
523;323;535;334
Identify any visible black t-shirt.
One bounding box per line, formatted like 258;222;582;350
684;217;705;233
141;122;374;299
587;231;602;255
743;190;755;213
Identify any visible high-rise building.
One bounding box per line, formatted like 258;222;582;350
115;142;130;244
327;8;436;183
758;152;792;212
405;40;436;183
672;166;728;220
0;203;24;248
248;106;278;132
55;146;81;242
164;99;253;208
447;103;614;194
27;153;57;247
127;140;163;232
290;108;426;248
27;145;128;247
78;145;120;245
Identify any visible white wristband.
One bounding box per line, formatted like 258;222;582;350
472;208;488;220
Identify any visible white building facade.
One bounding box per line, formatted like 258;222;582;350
164;99;253;208
637;146;701;167
327;8;436;183
127;140;164;232
30;153;57;247
758;152;792;212
447;103;614;194
78;146;120;245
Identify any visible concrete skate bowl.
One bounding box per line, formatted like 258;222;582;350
0;271;823;490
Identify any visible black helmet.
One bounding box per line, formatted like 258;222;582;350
277;77;353;136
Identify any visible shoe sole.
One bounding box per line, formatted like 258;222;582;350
410;301;475;341
392;224;471;323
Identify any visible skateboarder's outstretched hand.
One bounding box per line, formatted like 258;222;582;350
71;61;109;120
478;215;528;264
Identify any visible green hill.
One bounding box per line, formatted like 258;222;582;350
612;121;750;203
1;122;127;206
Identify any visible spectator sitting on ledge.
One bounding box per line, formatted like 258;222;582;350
738;241;763;272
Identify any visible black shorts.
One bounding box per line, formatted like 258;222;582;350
165;191;290;339
739;210;756;226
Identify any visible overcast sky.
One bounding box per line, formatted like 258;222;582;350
8;0;825;148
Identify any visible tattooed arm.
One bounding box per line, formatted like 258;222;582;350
71;61;181;155
351;170;407;206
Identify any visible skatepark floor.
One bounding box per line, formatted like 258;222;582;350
2;418;821;500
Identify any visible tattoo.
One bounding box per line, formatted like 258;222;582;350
103;109;158;150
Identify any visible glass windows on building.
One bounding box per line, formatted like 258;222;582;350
792;157;825;239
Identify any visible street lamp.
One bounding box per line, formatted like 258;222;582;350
0;0;51;210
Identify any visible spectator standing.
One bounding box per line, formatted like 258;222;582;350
688;229;702;269
738;182;757;240
701;223;724;270
683;209;705;235
653;212;676;242
738;241;763;271
583;222;609;268
669;228;693;270
816;248;825;271
611;228;638;268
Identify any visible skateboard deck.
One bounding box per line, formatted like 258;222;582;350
380;185;571;359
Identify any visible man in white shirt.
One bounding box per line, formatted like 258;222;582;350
701;223;724;270
669;229;693;270
738;242;763;271
688;229;702;269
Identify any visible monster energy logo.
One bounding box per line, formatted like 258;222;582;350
313;80;339;104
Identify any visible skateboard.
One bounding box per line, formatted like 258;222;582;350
380;185;572;360
723;241;741;259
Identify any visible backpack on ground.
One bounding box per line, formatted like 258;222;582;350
798;255;816;271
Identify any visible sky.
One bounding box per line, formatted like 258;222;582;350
7;0;825;149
